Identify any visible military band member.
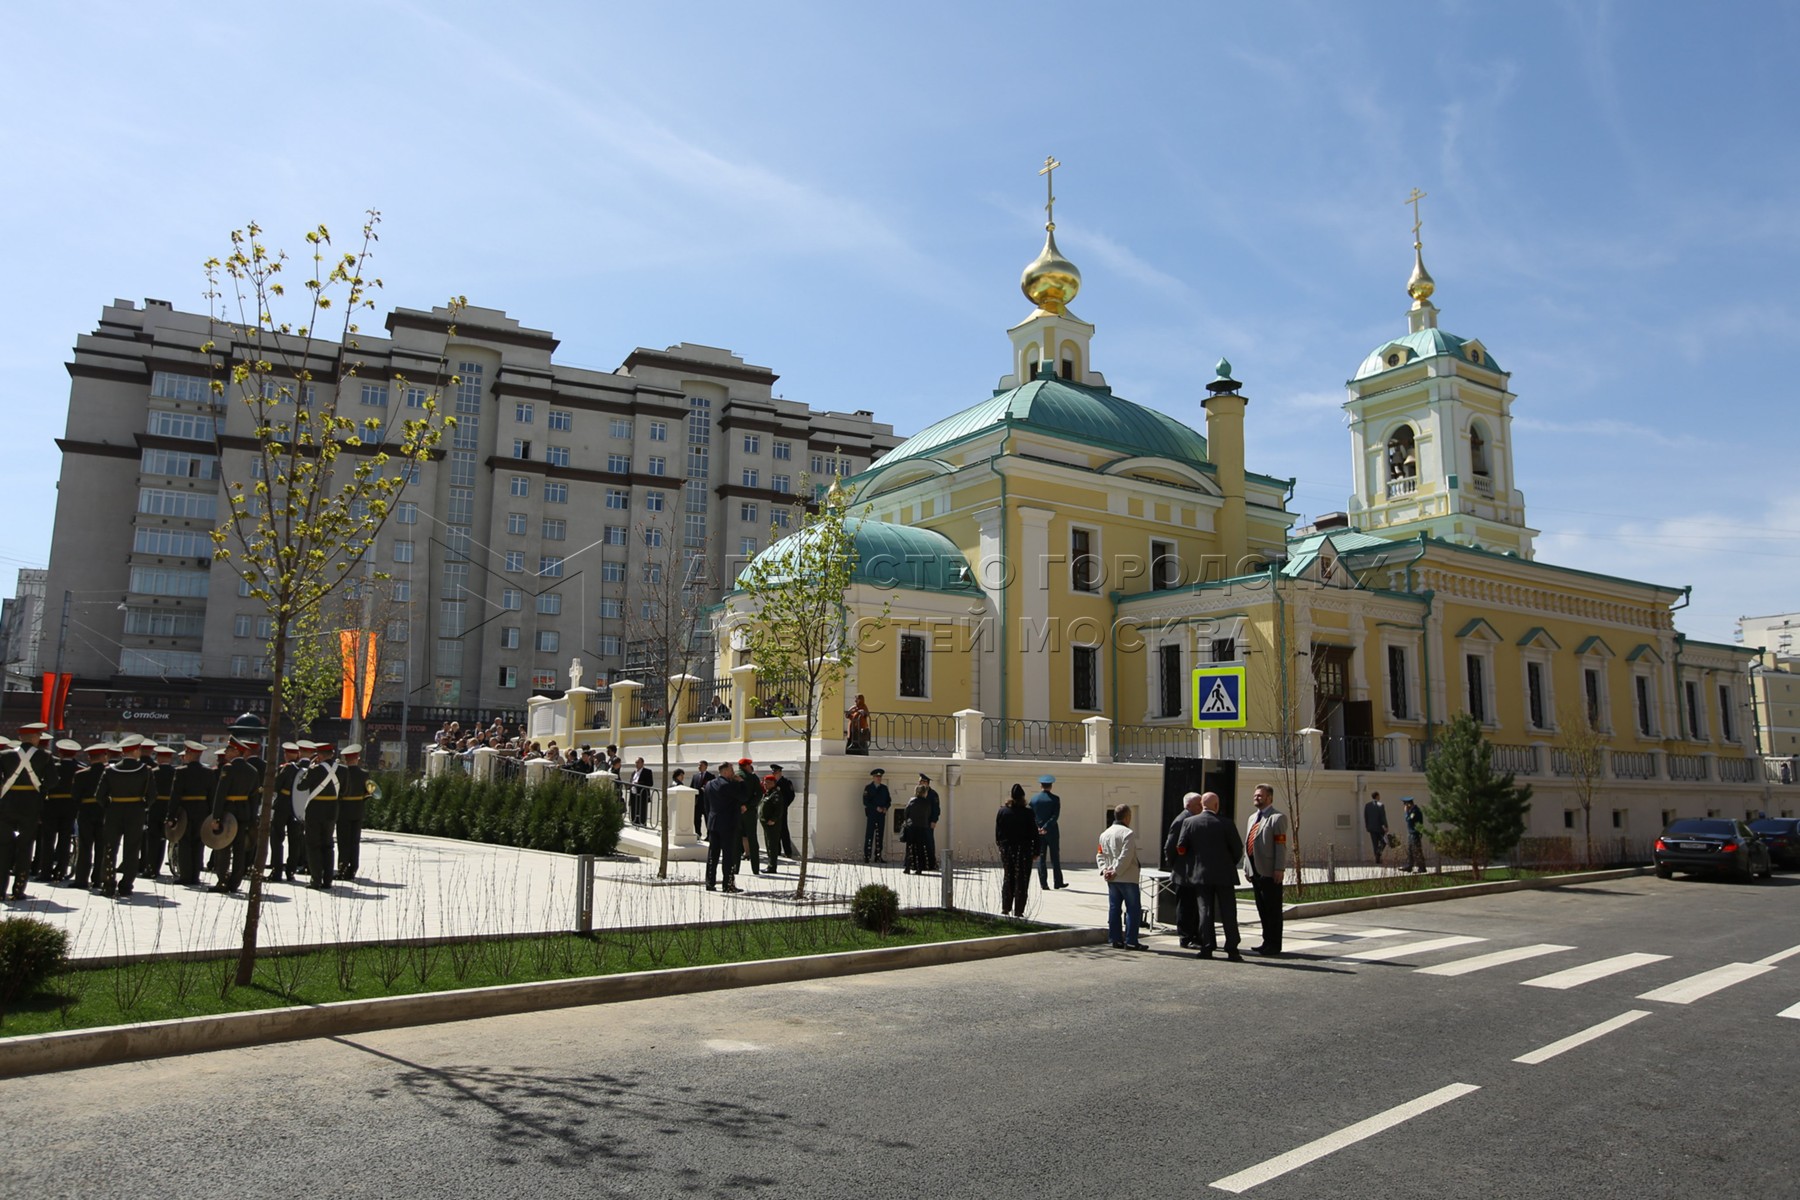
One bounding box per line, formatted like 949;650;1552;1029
209;732;265;894
335;743;369;882
170;741;215;887
142;744;177;879
70;743;110;887
270;741;303;882
0;723;52;901
95;733;159;898
31;739;82;883
297;743;340;889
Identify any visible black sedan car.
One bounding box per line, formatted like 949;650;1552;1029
1654;818;1773;882
1749;817;1800;870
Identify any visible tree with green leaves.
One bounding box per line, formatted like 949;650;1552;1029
204;213;462;986
1422;712;1533;880
730;483;886;897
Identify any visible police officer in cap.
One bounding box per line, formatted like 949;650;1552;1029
209;716;266;894
336;743;370;882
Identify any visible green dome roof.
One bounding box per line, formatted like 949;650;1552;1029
734;518;976;595
872;376;1209;471
1354;328;1502;381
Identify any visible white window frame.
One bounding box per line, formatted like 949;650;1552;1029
1521;649;1556;732
1382;636;1422;725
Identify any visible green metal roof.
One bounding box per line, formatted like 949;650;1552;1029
732;518;976;595
1281;528;1396;578
1352;328;1503;382
1575;636;1615;657
1517;627;1562;649
871;376;1210;472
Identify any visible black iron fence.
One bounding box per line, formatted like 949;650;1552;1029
1320;734;1395;771
683;676;734;723
751;672;806;719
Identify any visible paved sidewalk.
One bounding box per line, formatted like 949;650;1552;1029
3;832;1323;961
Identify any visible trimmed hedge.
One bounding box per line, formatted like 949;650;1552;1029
850;883;901;935
365;769;624;856
0;917;69;1002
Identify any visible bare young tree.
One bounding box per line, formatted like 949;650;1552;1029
1557;700;1607;866
205;213;461;986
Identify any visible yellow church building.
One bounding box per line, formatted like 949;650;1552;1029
557;179;1780;865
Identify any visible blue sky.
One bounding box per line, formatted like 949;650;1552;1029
3;1;1796;644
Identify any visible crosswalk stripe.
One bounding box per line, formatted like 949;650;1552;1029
1521;952;1670;990
1636;962;1775;1005
1513;1010;1652;1065
1339;935;1485;962
1755;944;1800;967
1778;1001;1800;1020
1417;943;1575;977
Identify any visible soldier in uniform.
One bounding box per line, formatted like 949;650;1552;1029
297;742;340;889
209;728;265;894
170;741;215;886
270;741;304;882
70;743;110;887
31;738;81;883
95;733;158;898
0;723;52;900
142;744;177;880
735;756;761;876
335;743;370;882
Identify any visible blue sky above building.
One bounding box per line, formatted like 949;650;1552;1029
2;0;1795;642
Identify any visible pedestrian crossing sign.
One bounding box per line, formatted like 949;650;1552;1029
1192;666;1247;729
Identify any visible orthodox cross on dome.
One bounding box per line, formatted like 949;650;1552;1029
1404;186;1435;310
1406;186;1427;248
1039;155;1061;232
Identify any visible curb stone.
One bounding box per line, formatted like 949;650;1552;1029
1;926;1106;1078
1282;866;1651;919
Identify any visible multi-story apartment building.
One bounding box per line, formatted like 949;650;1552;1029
2;568;47;691
42;298;899;729
1738;611;1800;761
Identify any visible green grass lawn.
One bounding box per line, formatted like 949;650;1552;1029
0;911;1034;1039
1244;866;1586;906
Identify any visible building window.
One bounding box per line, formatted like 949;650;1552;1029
547;409;572;432
536;630;560;653
598;598;622;619
601;562;625;583
515;402;534;424
498;666;517;688
133;526;212;556
512;438;532;460
543;482;568;504
1151;540;1178;591
742;468;759;488
537;593;562;616
639;600;658;621
643;564;663;585
605;525;627;546
772;474;790;494
1073;645;1099;711
1158;643;1182;718
538;555;564;578
648;456;665;476
1389;645;1411;720
1466;654;1488;723
146;410;216;441
1071;527;1098;593
506;512;526;535
503;551;524;573
1684;680;1704;740
1583;666;1606;730
684;513;707;548
125;608;207;638
597;635;621;657
405;386;429;409
138;488;218;520
772;509;790;529
541;518;566;541
606;489;629;510
899;633;928;698
545;446;570;467
1635;674;1656;737
234;614;253;637
1719;685;1736;743
500;627;520;649
687;447;710;478
531;669;557;690
649;421;668;442
1526;661;1548;730
151;371;211;402
510;476;530;498
743;434;761;454
773;440;792;460
360;383;389;407
395;502;418;525
392;580;411;603
739;535;757;557
740;502;759;523
610;418;632;439
393;540;414;563
608;454;631;474
645;490;666;512
501;589;522;611
644;529;664;548
387;620;409;643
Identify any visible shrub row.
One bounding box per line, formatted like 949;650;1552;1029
364;769;625;856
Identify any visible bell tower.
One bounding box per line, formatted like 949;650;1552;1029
998;156;1104;389
1342;190;1536;557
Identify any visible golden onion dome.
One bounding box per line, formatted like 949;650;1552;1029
1021;229;1081;315
1407;243;1435;304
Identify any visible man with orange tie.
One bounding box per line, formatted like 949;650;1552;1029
1243;783;1289;957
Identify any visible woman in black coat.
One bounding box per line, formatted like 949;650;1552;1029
995;783;1041;918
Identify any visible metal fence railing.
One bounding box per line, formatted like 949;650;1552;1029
751;672;806;718
980;718;1086;760
683;676;733;723
1611;750;1658;780
1490;743;1540;776
868;712;955;754
1222;729;1306;767
1666;753;1708;782
1718;756;1762;784
1113;724;1197;764
1320;734;1395;771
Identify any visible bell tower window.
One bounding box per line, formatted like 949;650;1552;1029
1386;425;1418;498
1470;422;1490;476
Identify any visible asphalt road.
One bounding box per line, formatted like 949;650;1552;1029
5;873;1799;1198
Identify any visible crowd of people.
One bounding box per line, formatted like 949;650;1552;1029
0;718;376;903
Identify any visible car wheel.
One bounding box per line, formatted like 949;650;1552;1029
1655;865;1673;879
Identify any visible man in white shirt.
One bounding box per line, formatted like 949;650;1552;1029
1096;804;1146;950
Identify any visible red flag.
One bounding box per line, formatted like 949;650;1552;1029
53;673;74;729
40;673;54;726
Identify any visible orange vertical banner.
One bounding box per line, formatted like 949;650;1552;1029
340;631;379;719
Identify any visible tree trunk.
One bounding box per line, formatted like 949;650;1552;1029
234;627;286;988
657;726;672;880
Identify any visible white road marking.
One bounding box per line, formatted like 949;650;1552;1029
1338;935;1485;962
1521;952;1670;990
1209;1082;1482;1194
1418;943;1575;977
1513;1010;1652;1065
1778;1000;1800;1020
1755;944;1800;966
1285;920;1348;935
1636;962;1775;1005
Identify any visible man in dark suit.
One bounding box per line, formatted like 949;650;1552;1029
629;757;654;826
1244;784;1289;956
1178;791;1245;961
703;763;745;893
1163;791;1206;948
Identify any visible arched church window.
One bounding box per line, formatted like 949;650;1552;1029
1386;425;1417;480
1470;423;1490;476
